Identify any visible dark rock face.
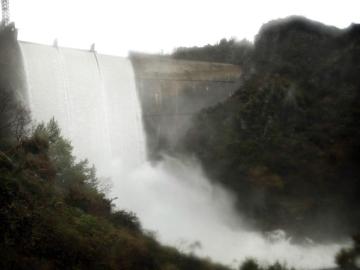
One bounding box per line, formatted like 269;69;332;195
0;24;29;144
180;17;360;241
0;23;28;105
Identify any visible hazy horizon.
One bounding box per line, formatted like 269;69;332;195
8;0;360;56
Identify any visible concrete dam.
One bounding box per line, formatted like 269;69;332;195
0;24;242;166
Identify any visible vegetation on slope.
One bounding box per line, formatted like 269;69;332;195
0;87;229;270
336;234;360;269
239;259;293;270
173;38;253;74
177;16;360;240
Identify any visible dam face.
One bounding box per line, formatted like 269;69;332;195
20;41;146;175
131;53;242;158
0;26;242;163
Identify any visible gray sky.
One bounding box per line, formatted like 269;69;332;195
9;0;360;56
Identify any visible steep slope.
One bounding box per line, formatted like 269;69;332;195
179;16;360;240
0;119;230;270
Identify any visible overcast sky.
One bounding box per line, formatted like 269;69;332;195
7;0;360;56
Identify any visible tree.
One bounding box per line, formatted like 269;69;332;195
336;234;360;270
0;87;29;144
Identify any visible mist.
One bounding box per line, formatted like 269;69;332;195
109;155;344;269
18;19;352;270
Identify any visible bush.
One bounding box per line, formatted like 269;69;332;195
336;234;360;269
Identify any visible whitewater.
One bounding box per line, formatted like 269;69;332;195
20;42;343;269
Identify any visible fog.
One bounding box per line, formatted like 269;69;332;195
110;155;343;269
21;35;346;270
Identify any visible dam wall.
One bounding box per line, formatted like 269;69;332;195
0;27;242;160
19;41;146;174
131;53;242;158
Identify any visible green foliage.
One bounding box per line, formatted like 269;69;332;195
240;258;262;270
0;119;229;270
173;38;254;74
110;210;142;232
0;87;30;147
179;17;360;240
336;234;360;269
239;259;293;270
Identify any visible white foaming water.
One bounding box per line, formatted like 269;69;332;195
20;42;343;269
111;156;342;269
20;42;145;176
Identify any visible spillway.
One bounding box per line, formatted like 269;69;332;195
20;42;146;176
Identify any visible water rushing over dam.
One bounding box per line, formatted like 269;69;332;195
18;40;243;167
20;42;146;175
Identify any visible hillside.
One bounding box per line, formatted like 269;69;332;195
0;86;229;270
177;16;360;240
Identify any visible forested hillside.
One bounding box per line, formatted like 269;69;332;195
177;16;360;240
173;38;253;74
0;86;229;270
